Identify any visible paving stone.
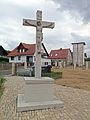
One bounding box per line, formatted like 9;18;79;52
0;76;90;120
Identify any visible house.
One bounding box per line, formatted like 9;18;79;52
8;42;51;66
0;45;8;56
49;48;72;66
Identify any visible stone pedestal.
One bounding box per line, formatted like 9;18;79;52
17;77;63;112
86;61;88;70
64;62;66;68
12;63;17;75
59;62;62;69
73;63;76;69
55;61;57;66
24;62;27;69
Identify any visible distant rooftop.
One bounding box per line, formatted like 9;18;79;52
49;48;71;59
72;42;86;45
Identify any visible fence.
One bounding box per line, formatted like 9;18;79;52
0;63;25;71
0;63;12;70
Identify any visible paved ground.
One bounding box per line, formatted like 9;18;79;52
0;76;90;120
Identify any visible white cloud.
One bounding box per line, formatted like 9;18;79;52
53;0;90;23
0;0;90;57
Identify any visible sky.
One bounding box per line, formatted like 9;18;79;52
0;0;90;56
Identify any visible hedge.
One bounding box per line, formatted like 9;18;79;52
85;58;90;61
0;57;9;62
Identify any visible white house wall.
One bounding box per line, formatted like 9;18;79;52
9;55;51;66
9;56;26;63
41;58;51;66
67;50;72;65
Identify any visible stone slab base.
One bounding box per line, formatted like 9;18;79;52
17;94;64;112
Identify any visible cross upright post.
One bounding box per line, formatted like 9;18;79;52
35;10;42;78
23;10;55;78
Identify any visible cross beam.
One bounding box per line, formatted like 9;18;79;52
23;19;54;29
23;10;55;78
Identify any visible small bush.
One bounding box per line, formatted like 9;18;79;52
0;77;6;87
0;88;4;98
0;57;9;63
0;61;8;64
85;58;90;61
42;72;62;79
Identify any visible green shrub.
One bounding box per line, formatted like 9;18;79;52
0;57;9;62
42;72;62;79
0;77;6;87
0;88;3;98
0;77;6;98
85;58;90;61
0;61;8;64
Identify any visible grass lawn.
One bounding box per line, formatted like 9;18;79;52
42;72;62;79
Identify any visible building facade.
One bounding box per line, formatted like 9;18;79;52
8;43;51;66
72;42;85;66
49;48;72;67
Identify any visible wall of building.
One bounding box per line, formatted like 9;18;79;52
73;43;85;66
9;56;26;63
73;44;78;65
52;59;66;67
67;50;73;65
9;55;51;66
41;58;51;66
77;44;84;66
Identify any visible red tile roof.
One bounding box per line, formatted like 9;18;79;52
49;49;70;59
8;43;36;56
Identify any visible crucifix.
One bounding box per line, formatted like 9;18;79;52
23;10;55;78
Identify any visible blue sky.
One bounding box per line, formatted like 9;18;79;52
0;0;90;56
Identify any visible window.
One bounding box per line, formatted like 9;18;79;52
23;49;25;52
19;49;25;53
55;53;58;56
20;49;21;53
18;56;21;60
45;62;48;65
51;54;53;56
11;56;14;60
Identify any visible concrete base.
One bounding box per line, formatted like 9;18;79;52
17;94;63;112
17;77;64;112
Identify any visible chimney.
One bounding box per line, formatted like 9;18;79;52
60;48;62;50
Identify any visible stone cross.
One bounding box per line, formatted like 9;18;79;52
23;10;54;78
